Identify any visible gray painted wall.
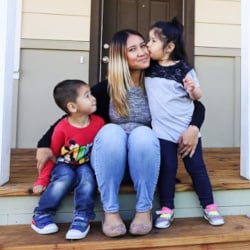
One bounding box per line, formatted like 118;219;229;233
195;47;241;147
13;40;90;147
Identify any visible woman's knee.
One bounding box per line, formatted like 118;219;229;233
93;124;127;153
129;126;159;149
128;127;160;173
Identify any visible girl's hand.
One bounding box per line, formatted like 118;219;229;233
178;125;199;158
183;76;202;100
183;76;195;93
36;147;55;173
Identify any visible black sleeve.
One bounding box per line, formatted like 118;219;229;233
37;115;66;148
190;100;206;129
91;79;110;123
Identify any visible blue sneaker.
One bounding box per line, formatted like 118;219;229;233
31;214;58;234
66;216;90;240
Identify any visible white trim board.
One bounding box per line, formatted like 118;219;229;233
240;0;250;180
0;0;19;185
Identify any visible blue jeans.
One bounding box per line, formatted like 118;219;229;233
158;138;214;209
34;163;96;220
91;124;160;213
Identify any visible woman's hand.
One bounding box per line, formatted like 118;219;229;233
33;184;46;194
178;125;199;158
36;147;54;173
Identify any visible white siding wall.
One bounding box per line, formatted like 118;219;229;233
22;0;91;41
21;0;241;47
195;0;241;48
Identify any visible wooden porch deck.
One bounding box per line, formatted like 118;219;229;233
0;147;248;197
1;148;250;250
1;215;250;250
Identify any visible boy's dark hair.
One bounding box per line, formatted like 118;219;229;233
151;17;187;62
53;79;88;114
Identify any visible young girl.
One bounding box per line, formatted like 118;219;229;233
145;17;224;229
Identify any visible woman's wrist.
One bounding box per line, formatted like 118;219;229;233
189;124;199;132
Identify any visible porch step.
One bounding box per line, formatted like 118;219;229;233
0;147;243;197
2;147;250;225
1;215;250;250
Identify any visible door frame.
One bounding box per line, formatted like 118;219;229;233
89;0;194;85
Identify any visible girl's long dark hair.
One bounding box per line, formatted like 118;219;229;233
151;17;188;62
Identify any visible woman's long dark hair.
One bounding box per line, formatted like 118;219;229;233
108;29;146;117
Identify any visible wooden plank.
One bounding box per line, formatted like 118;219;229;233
1;215;250;250
1;147;249;197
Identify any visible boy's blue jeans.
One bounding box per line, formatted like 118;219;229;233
91;124;160;213
34;163;96;220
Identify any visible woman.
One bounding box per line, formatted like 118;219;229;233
36;29;205;237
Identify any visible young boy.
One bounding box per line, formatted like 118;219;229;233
31;79;105;240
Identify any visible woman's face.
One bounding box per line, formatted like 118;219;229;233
126;34;150;70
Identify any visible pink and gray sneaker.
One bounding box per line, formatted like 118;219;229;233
154;207;174;229
204;204;224;226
